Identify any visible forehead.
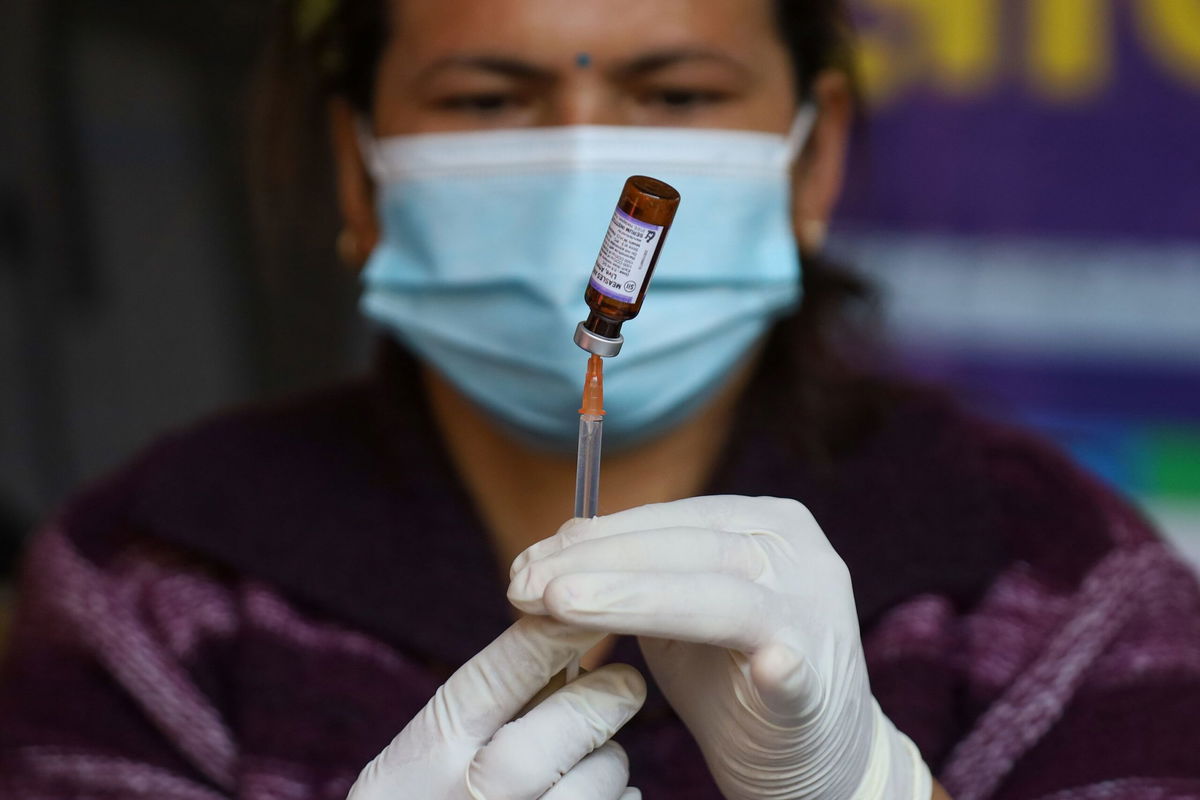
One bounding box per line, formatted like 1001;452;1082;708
389;0;782;66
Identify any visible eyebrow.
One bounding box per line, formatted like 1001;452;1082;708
418;47;749;83
418;55;556;83
609;47;751;80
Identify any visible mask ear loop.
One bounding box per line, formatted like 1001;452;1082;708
354;116;385;180
785;103;825;252
783;103;819;164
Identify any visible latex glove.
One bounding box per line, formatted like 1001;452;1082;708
348;615;645;800
507;496;932;800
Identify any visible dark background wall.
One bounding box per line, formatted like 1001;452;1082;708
0;0;367;572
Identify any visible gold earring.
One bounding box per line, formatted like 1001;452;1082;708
799;220;828;253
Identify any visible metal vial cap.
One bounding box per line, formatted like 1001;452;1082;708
573;321;623;357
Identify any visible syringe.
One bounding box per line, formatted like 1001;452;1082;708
574;354;605;520
566;354;605;682
564;175;679;684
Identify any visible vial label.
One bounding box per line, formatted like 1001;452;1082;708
588;208;665;304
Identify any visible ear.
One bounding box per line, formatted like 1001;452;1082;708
328;97;380;266
791;70;854;254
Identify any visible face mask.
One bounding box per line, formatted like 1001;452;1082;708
358;109;814;450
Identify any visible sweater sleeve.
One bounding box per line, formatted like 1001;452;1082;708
0;526;240;799
856;401;1200;800
940;538;1200;800
934;427;1200;800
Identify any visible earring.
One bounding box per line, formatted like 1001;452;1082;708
799;220;828;253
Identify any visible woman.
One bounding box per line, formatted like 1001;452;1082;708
3;1;1200;798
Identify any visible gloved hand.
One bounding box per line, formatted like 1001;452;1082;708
507;496;932;800
348;615;645;800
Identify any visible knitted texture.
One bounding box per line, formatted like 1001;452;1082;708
4;350;1200;799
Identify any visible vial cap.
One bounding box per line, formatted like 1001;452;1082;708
573;321;623;357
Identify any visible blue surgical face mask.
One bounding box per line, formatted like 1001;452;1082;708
358;110;814;449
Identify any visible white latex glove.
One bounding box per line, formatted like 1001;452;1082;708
507;496;932;800
348;615;645;800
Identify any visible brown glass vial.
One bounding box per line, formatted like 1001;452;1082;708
574;175;681;357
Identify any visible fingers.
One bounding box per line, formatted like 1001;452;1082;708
508;527;769;613
511;494;792;575
467;664;646;799
429;616;606;741
538;741;636;800
510;516;604;579
510;495;818;580
515;571;775;652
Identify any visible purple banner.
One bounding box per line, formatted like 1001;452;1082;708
840;1;1200;241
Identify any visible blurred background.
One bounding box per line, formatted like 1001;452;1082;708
1;0;1198;596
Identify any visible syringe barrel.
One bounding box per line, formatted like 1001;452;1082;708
574;415;603;519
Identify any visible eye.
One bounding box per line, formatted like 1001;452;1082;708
435;92;525;115
643;88;731;110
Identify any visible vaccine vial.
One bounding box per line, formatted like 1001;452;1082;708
574;175;681;357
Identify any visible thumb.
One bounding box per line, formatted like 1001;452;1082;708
421;616;605;742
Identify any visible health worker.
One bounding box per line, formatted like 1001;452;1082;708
3;2;1200;800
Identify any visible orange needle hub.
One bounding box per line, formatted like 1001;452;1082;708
579;354;606;416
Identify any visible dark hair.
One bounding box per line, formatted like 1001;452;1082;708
250;0;893;464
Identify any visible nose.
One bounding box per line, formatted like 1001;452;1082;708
540;76;625;127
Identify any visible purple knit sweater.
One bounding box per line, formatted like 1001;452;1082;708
3;347;1200;800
